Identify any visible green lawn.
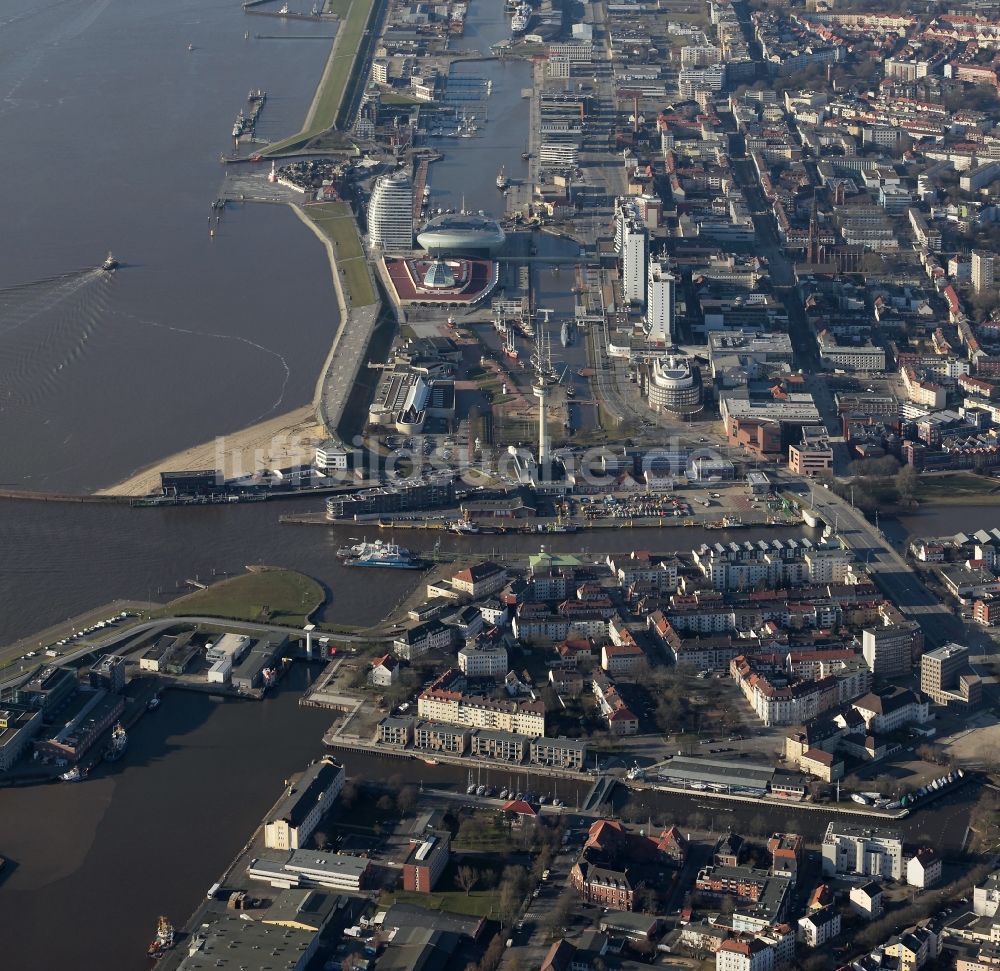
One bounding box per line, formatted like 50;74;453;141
262;0;376;154
916;472;1000;505
303;202;377;306
163;569;325;626
379;889;499;918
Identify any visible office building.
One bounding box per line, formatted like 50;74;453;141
862;622;922;679
89;654;127;693
615;198;648;306
973;250;995;294
403;830;451;892
920;642;982;707
646;256;675;343
369;170;414;252
0;706;43;771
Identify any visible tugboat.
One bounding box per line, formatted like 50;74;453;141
496;165;509;191
102;252;119;272
103;722;128;763
147;916;176;960
60;766;86;782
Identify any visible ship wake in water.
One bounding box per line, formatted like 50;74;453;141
0;265;113;411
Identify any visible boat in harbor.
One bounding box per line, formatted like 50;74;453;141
449;520;480;534
103;722;128;762
423;757;440;765
102;252;119;272
343;539;424;569
496;166;508;190
147;916;175;960
147;695;161;711
60;766;86;782
560;319;575;347
511;3;531;33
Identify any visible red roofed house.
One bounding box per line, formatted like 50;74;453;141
716;937;775;971
571;819;686;910
371;654;400;688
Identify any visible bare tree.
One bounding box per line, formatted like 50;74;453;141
397;785;418;816
457;865;480;896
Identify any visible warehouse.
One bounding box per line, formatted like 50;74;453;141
657;756;774;796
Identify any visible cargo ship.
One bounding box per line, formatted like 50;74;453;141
343;539;424;569
147;916;175;960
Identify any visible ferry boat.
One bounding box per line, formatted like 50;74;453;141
511;3;531;33
344;540;424;569
336;539;366;559
496;166;509;190
102;252;119;271
103;722;128;763
147;916;176;960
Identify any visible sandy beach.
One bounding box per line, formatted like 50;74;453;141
95;405;325;497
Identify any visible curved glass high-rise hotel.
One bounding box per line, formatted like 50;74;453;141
368;171;414;252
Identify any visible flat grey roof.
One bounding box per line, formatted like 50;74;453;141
660;756;775;788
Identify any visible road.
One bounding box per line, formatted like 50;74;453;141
788;476;963;646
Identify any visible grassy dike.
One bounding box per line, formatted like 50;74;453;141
302;201;377;306
261;0;378;155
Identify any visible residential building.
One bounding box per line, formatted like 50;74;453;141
369;170;414;252
853;687;929;733
921;642;982;708
974;871;1000;917
602;641;646;675
264;759;345;852
417;687;545;736
850;881;885;920
413;720;470;754
821;823;903;880
767;833;803;884
457;642;508;679
973;250;996;295
716;937;775;971
377;715;414;748
394;619;454;660
403;830;451;893
470;728;529;762
907;848;942;889
451;561;507;598
371;654;400;688
798;906;841;947
530;736;587;771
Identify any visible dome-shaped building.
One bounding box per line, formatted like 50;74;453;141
422;259;456;289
